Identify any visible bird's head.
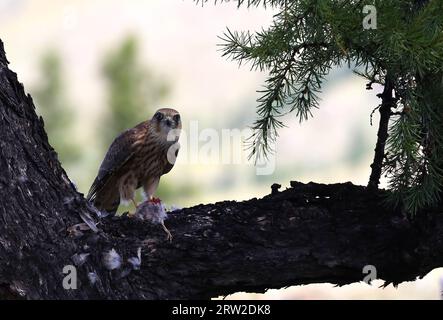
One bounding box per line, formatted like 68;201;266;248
151;108;182;142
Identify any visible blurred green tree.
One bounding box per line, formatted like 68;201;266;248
102;35;169;146
204;0;443;214
33;49;80;168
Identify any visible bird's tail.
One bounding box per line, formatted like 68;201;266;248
93;190;120;216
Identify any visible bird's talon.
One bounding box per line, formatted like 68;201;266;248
161;221;173;242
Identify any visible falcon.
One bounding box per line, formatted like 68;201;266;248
87;108;181;240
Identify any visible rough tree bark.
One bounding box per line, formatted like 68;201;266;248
0;39;442;300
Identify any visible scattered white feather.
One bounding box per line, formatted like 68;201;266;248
88;272;99;285
11;281;27;297
71;253;90;266
127;247;142;270
63;197;75;205
79;211;98;233
102;248;122;270
87;202;110;218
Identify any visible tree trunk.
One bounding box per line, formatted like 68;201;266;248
0;39;442;300
367;75;395;190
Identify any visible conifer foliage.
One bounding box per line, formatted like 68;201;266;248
199;0;443;213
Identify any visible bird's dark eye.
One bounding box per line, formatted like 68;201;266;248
154;112;164;121
173;114;180;123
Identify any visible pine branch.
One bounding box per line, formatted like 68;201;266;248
213;0;443;213
246;42;329;161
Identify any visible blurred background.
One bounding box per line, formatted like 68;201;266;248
1;0;442;299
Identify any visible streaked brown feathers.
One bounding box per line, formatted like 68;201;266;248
87;108;181;214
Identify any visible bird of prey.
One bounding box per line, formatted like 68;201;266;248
87;108;181;240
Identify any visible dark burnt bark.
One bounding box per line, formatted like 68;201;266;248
0;39;443;300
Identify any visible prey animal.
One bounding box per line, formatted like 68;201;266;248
87;108;181;241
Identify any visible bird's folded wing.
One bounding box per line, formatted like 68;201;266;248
86;127;140;201
162;143;180;175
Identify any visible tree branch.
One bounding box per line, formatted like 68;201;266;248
1;39;442;300
368;74;396;190
96;181;443;299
